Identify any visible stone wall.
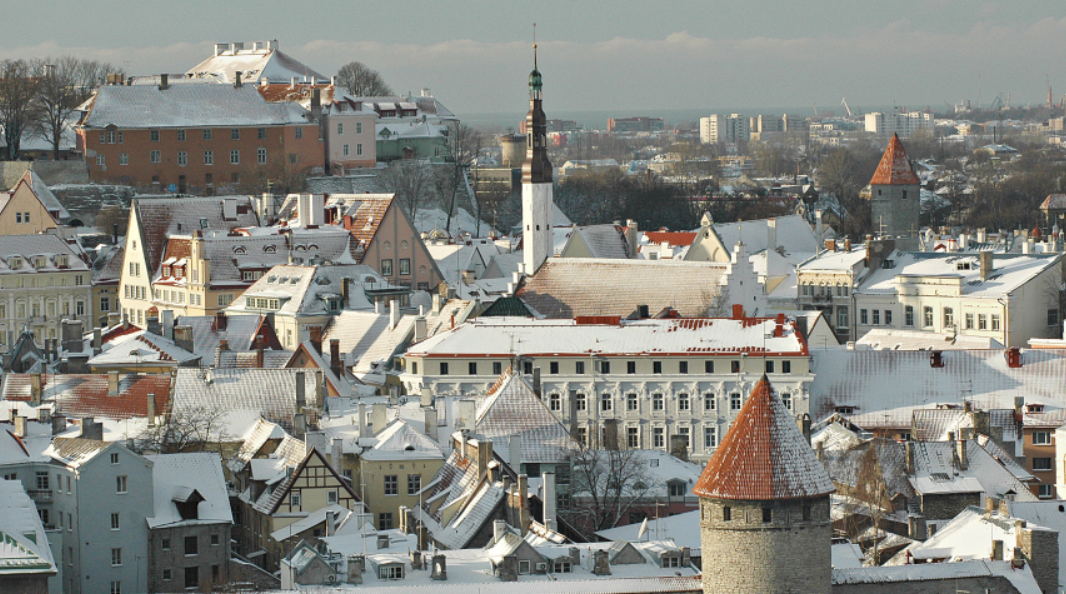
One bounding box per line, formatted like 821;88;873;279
1017;525;1059;594
833;574;1023;594
0;160;89;187
49;184;135;228
148;523;232;593
700;495;832;594
920;492;980;521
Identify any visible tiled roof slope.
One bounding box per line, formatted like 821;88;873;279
694;376;834;500
2;373;171;420
517;259;727;318
869;134;920;186
133;196;259;275
1040;194;1066;210
643;231;697;246
171;368;321;436
474;370;577;464
81;84;309;128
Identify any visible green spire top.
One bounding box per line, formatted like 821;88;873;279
529;23;542;92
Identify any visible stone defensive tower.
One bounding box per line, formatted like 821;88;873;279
694;376;835;594
869;133;921;251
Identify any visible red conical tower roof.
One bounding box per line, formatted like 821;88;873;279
869;133;920;186
693;376;834;500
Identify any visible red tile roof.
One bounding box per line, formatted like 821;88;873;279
869;134;920;186
3;374;172;421
643;231;697;247
694;376;834;500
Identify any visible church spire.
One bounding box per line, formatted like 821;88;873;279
522;24;551;184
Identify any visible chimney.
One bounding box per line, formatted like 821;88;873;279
295;370;306;410
80;417;103;441
815;209;823;240
423;406;437;442
255;340;264;368
215;311;227;331
341;277;351;307
767;218;777;252
62;319;84;354
293;413;306;438
532;367;541;398
414;316;428;342
13;416;27;438
825;238;835;252
905;440;915;474
234;71;243;88
430;554;447;580
908;514;928;541
845;238;852;251
308;326;323;354
493;519;508;544
107;371;119;396
159;73;169;91
331;438;343;473
432;293;442;315
51;413;66;436
732;304;743;320
1006;347;1022;368
421;386;432;407
218;339;229;352
30;373;42;406
173;325;194;353
977;228;987;243
774;312;786;338
330;339;342;379
930;350;944;368
979;251;994;281
161;310;175;341
92;328;102;355
371;403;387;435
389;300;399;330
147;393;156;427
358;402;367;438
311;88;322;121
956;435;967;471
542;471;557;531
626;219;639;258
515;472;529;533
477;438;493;477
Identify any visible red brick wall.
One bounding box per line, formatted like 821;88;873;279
80;123;323;194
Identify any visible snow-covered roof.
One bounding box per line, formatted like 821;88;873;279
81;84;309;129
1;372;172;422
712;214;821;256
146;453;233;528
833;560;1041;594
322;309;415;374
186;43;327;84
0;234;89;274
171;368;322;437
797;246;867;272
0;479;56;576
474;370;578;464
406;316;808;359
695;376;833;500
855;250;1060;299
228;264;386;318
855;329;1003;351
360;419;443;462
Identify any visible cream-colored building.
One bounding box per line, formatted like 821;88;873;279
352;419;444;531
0;170;67;235
0;233;93;350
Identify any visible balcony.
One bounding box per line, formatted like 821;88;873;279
27;489;53;503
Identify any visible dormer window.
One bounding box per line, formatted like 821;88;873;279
162;265;171;277
9;257;21;270
233;246;246;255
56;255;69;268
173;266;183;280
263;245;277;253
34;256;45;268
243;270;263;282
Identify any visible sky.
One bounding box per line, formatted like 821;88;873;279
2;0;1065;121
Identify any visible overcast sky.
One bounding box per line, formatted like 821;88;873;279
3;1;1064;119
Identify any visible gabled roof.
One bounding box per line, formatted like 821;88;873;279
694;376;834;500
186;44;327;85
869;134;920;186
18;170;68;221
0;479;56;575
80;84;310;129
131;196;259;276
175;313;275;361
171;368;321;436
1;373;172;421
254;447;360;515
146;453;233;528
361;419;443;462
474;370;577;464
1039;194;1066;211
46;438;112;468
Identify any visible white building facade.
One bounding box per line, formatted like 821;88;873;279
700;114;751;144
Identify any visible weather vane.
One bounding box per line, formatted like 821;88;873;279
533;23;538;67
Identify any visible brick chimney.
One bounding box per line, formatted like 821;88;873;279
330;339;342;379
214;311;227;331
309;326;323;354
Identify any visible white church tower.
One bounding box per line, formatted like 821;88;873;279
522;37;554;274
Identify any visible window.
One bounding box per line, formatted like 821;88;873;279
653;427;665;448
1039;484;1055;498
399;258;411;275
356;122;363;134
730;360;740;373
378;513;394;529
357;143;363;155
408;474;421;495
162;538;170;550
379;565;403;580
1033;458;1053;472
204;150;213;165
184;567;198;589
162;569;172;581
203;129;212;140
991;314;1001;331
149;149;161;163
860;309;868;325
257;127;266;139
905;306;914;327
782;393;792;410
923;306;934;328
230;149;240;164
978;314;988;330
668;482;686;498
872;310;879;325
765;360;775;373
678;393;690;411
217;293;234;307
1050;309;1061;327
600;360;610;374
468;361;477;375
337;122;344;135
119;153;128;165
575;393;586;411
554;560;572;573
575;361;585;374
762;508;773;523
730;392;742;411
185;535;198;556
704;392;716;410
381;259;393;275
210;534;220;546
230;128;240;140
290;492;301;507
257;147;267;163
343;144;349;156
111;548;122;566
151;129;159;141
723;505;731;521
600;392;613;411
705;360;714;373
110;582;122;594
943;308;954;328
627;427;639;448
885;309;893;325
439;361;449;375
96;154;105;166
110;452;119;464
653;361;662;374
289;153;297;164
110;511;119;530
174;150;187;167
327;490;338;504
177;129;186;141
627;361;636;374
116;475;127;493
653;393;665;411
384;475;398;495
549;393;561;411
679;360;688;374
965;312;974;329
493;361;502;375
1033;432;1052;445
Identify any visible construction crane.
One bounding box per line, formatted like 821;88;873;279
1048;74;1053;110
841;97;853;118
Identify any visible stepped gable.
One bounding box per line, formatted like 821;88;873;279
870;133;920;186
694;375;833;500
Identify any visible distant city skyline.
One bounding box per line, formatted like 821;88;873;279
4;1;1064;118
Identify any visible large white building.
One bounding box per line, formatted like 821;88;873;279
700;113;750;144
400;314;814;463
865;110;934;139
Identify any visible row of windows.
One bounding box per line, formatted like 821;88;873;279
801;283;850;297
546;389;794;414
336;122;364;135
102;127;284;143
572;424;725;451
433;359;793;376
382;474;422;495
860;306;1005;331
97;148;269;167
379;258;412;276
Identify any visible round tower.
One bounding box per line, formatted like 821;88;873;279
694;376;835;594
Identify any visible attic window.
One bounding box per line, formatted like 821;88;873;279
834;406;855;414
199;218;208;229
930;472;951;482
881;260;895;269
9;257;21;270
264;245;277;253
233;247;246;255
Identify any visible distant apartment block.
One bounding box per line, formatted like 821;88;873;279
751;113;807;134
700;114;750;144
865;110;934;139
607;117;664;134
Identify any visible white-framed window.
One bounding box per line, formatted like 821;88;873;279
150;150;161;163
119;153;128;165
730;392;742;411
177;129;186;141
923;306;934;328
626;393;638;411
96;154;105;166
1033;457;1053;472
384;475;398;495
652;427;665;448
110;581;122;594
343;144;349;156
678;393;690;411
290;492;301;507
230;150;239;164
905;305;914;326
944;307;954;328
978;314;988;330
111;548;122;566
600;392;612;412
704;426;717;448
203;129;212;140
357;143;363;155
653;393;665;411
704;392;716;410
230;128;240;140
872;310;880;325
204;150;213;165
337;122;344;134
116;475;127;493
356;122;362;134
991;314;1001;331
860;309;868;325
111;513;120;530
1039;484;1055;498
257;147;267;164
782;393;792;411
1033;432;1052;445
574;393;586;411
549;393;561;411
627;426;639;448
294;126;303;139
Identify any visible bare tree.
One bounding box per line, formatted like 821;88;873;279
135;407;233;455
560;446;653;540
0;59;39;160
94;204;130;237
379;158;434;220
32;56;117;160
237;151;311;196
336;62;393;97
440;124;481;233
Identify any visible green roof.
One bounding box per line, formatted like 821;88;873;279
480;297;533;318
